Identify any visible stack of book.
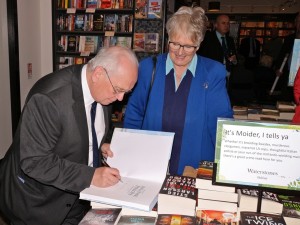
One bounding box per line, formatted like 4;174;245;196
195;161;238;213
157;175;197;217
237;188;283;215
232;101;295;122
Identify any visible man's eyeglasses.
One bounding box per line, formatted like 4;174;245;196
102;67;132;95
168;41;198;53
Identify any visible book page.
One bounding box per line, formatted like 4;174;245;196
108;128;175;183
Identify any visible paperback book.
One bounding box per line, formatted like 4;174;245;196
147;0;162;19
240;211;286;225
155;214;196;225
158;175;197;216
196;210;238;225
79;208;122;225
116;215;156;225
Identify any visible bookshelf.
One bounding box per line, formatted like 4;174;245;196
206;13;296;50
52;0;166;70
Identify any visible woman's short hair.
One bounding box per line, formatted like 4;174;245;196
166;6;208;46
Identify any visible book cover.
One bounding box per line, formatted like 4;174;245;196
101;0;112;9
66;35;78;52
86;0;98;8
135;0;147;19
147;0;162;19
280;195;300;218
93;14;104;31
79;208;122;225
145;33;159;52
288;39;300;86
80;128;175;212
74;14;85;31
196;210;238;225
84;36;98;53
116;215;156;225
158;175;196;217
133;33;145;51
240;211;286;225
155;214;196;225
116;37;132;48
104;14;117;31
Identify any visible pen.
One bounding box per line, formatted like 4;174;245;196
101;159;123;183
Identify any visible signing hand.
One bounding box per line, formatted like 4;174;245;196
91;167;121;187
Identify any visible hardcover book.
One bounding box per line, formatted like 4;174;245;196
198;189;238;203
80;128;175;212
155;214;196;225
280;195;300;218
79;208;122;225
240;211;286;225
158;175;197;217
86;0;98;8
66;35;78;52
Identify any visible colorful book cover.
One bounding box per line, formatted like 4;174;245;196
135;0;147;19
156;214;196;225
116;37;132;48
196;210;238;225
116;215;156;225
145;33;159;52
133;33;145;51
66;35;78;52
279;195;300;218
79;208;122;225
197;160;213;180
101;0;112;9
147;0;162;19
240;211;286;225
86;0;98;8
104;14;117;31
74;14;85;31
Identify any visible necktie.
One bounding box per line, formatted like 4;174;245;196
221;36;228;56
91;101;100;167
221;37;230;71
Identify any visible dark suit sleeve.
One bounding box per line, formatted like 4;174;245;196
20;93;94;193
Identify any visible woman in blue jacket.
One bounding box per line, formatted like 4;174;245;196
124;6;233;175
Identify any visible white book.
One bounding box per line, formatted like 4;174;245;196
80;128;175;211
197;199;238;213
196;178;236;193
197;189;238;203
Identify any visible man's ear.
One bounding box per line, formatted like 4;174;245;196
91;66;103;83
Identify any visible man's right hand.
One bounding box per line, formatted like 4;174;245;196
91;167;121;187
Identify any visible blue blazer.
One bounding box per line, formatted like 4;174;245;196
124;54;233;175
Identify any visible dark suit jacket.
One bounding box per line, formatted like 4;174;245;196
239;37;261;59
0;65;112;225
197;30;237;71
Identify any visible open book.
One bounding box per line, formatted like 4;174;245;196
80;128;175;211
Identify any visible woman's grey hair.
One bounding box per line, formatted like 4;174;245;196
88;46;138;74
166;6;208;46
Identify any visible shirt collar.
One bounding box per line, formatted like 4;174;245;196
81;64;94;107
216;31;225;42
165;53;197;77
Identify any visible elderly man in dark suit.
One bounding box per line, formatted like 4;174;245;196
197;14;237;74
0;46;138;225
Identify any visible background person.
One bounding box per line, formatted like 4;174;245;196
123;6;233;176
197;14;237;75
0;46;138;225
